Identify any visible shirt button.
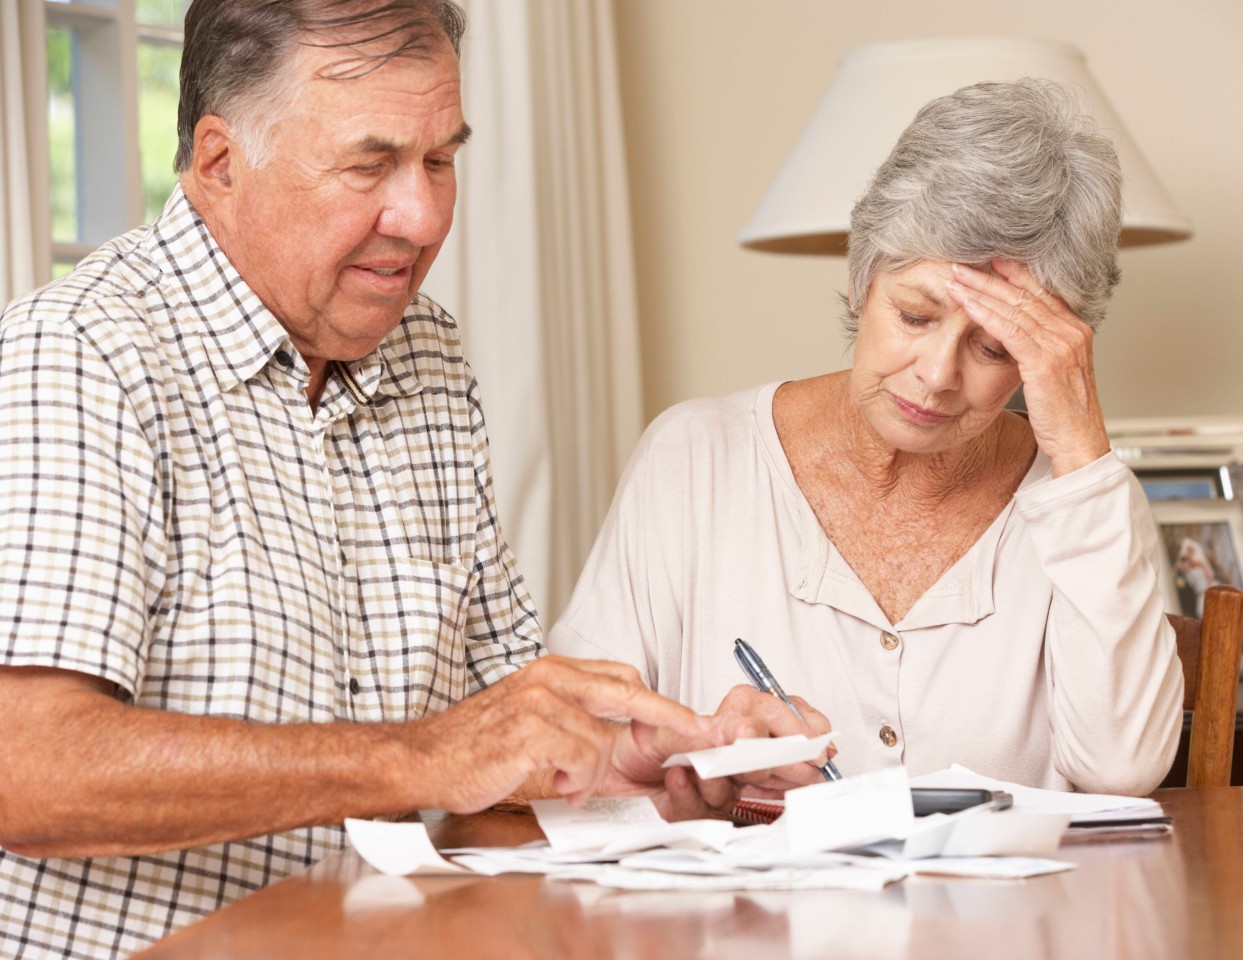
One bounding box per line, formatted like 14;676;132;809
348;678;361;695
275;350;293;367
879;724;898;747
880;631;899;651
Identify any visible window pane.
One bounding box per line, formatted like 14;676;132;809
136;0;185;28
138;41;182;222
46;26;78;245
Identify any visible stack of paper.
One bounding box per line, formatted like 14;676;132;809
344;738;1080;891
910;765;1171;839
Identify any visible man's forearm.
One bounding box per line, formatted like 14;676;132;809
0;668;420;858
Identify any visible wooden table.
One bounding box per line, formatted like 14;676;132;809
134;789;1243;960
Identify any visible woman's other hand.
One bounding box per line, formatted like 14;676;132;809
710;685;834;795
946;258;1110;477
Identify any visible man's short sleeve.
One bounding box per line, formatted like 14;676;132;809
0;315;164;695
460;375;542;693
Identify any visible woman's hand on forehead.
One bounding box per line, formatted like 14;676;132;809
944;258;1110;478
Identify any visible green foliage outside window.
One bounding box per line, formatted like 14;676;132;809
136;0;184;28
46;26;77;245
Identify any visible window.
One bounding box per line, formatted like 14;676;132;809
42;1;187;277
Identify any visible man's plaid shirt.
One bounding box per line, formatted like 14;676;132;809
0;187;540;958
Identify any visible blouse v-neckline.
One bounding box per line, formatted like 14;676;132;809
751;381;1049;632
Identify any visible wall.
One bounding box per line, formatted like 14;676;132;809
613;0;1243;424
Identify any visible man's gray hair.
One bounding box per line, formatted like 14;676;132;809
844;79;1122;334
174;0;466;173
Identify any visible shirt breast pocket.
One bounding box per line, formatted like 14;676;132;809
353;557;478;719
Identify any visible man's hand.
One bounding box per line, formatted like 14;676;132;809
404;656;716;814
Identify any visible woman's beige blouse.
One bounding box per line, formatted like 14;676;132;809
549;382;1184;795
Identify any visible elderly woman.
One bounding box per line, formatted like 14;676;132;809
548;80;1183;796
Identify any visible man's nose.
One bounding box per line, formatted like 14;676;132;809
375;166;455;246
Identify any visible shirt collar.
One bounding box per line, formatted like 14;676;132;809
788;498;1006;632
788;456;1050;631
338;332;426;402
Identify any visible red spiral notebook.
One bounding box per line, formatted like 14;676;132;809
730;798;786;825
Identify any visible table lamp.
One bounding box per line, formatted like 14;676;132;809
739;37;1192;254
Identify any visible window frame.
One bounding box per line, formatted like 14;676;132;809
30;1;185;280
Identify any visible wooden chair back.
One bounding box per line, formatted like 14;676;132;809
1167;584;1243;787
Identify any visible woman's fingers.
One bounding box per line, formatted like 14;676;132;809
954;259;1065;314
948;264;1064;340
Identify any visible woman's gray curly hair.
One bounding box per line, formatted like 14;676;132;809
843;78;1122;335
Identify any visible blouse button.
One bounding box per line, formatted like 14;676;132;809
880;631;899;651
879;724;898;747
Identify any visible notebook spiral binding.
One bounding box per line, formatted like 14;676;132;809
730;799;786;826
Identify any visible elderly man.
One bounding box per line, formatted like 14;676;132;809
0;2;816;956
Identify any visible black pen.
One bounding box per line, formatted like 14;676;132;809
733;638;842;781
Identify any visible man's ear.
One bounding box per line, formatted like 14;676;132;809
186;115;238;199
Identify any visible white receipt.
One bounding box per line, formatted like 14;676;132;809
530;795;741;857
782;766;915;854
661;733;836;778
344;818;469;877
938;809;1069;857
531;796;666;853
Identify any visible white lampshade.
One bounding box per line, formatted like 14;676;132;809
739;38;1192;254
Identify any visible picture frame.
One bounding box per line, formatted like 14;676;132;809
1136;467;1232;502
1149;499;1243;617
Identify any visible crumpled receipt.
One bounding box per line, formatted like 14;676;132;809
344;817;469;877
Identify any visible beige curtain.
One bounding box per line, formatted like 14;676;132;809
429;0;643;622
0;0;39;304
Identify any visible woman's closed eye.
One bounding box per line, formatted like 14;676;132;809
975;338;1011;362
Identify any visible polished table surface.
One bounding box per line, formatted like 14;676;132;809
135;788;1243;960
